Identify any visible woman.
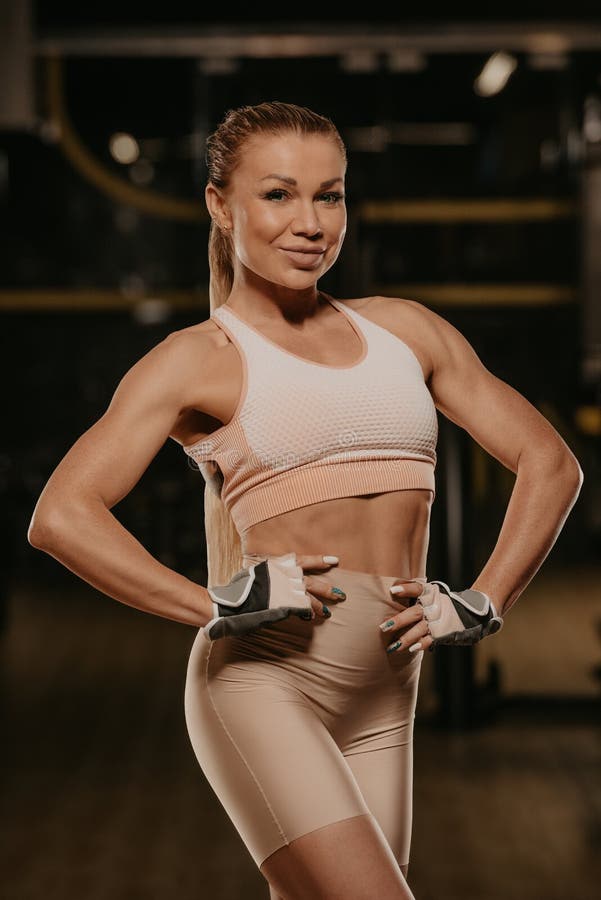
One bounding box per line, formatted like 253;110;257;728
28;101;583;900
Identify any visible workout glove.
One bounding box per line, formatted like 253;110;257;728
204;551;313;641
411;580;504;648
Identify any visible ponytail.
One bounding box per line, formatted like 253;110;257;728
203;220;242;588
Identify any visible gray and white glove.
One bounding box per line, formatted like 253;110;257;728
204;551;312;641
411;580;504;649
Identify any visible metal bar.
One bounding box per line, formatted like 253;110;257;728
34;22;601;58
0;285;578;312
372;284;577;305
360;198;577;222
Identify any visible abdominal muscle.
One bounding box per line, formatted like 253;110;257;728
241;488;433;580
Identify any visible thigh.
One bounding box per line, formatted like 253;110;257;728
262;812;415;900
344;743;414;868
334;651;422;867
184;629;373;870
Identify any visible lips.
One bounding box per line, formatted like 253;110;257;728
279;247;326;266
281;246;326;254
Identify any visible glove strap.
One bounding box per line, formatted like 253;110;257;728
206;562;270;623
207;552;309;620
428;580;504;634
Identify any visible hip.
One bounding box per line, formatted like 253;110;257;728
188;564;424;707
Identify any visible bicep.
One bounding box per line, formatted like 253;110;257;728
33;333;202;519
418;305;580;475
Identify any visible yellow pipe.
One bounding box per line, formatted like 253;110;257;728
0;284;576;311
360;198;577;223
373;284;576;305
0;288;208;311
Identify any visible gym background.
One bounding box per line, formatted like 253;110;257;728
1;4;600;899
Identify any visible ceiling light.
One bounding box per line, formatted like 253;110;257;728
109;132;139;165
474;51;518;98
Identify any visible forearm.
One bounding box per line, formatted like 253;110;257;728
470;456;583;618
29;500;214;628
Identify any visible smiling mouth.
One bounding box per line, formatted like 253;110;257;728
279;248;326;265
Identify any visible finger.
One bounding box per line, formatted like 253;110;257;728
304;575;347;605
297;554;340;572
386;619;432;654
389;579;427;603
407;631;435;654
305;592;329;619
379;603;424;635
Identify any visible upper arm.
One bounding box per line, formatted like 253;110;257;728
30;331;206;526
408;300;582;477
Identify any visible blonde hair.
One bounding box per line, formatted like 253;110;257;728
203;100;347;586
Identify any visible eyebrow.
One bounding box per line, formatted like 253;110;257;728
260;174;344;189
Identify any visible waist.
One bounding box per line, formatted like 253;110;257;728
224;456;436;534
242;487;432;578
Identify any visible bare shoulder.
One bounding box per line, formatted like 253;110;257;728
132;320;216;395
106;322;216;420
109;317;227;448
345;293;483;368
160;314;237;379
347;293;439;332
162;316;241;448
338;294;437;381
346;294;494;400
167;315;229;354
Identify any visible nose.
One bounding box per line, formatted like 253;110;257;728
290;200;323;238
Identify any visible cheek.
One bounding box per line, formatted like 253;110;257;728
233;208;282;272
330;214;346;246
239;202;285;240
327;206;346;233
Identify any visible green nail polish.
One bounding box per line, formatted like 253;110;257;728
386;640;402;653
322;605;331;616
331;587;346;599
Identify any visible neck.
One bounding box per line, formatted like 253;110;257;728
227;266;323;324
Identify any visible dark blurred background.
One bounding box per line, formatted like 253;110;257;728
1;4;600;899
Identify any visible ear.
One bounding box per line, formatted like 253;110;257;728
205;184;232;230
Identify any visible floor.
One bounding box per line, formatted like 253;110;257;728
1;562;600;900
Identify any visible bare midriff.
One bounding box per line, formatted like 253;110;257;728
240;488;433;580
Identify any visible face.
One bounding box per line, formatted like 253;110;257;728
206;131;347;290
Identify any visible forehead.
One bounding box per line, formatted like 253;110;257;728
236;131;345;181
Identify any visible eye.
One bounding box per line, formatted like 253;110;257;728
263;189;289;201
319;191;345;204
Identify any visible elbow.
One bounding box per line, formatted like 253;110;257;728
572;463;585;495
27;523;49;549
557;455;584;495
519;449;584;495
27;510;66;549
561;450;584;486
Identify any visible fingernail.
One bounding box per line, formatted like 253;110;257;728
380;619;395;632
390;585;405;595
386;640;402;653
331;587;346;599
323;556;339;564
409;642;422;653
322;605;331;617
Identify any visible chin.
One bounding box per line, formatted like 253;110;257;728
283;274;324;291
281;258;336;282
262;268;323;290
